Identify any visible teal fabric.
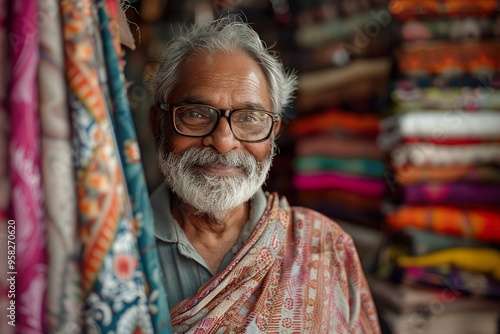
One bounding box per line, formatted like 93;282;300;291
94;1;172;332
294;156;386;177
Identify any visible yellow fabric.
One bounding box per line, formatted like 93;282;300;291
397;247;500;281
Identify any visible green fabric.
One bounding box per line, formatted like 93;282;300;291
294;156;385;177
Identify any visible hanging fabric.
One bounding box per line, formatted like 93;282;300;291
0;0;13;333
1;0;172;331
8;0;48;332
96;0;171;331
38;0;83;331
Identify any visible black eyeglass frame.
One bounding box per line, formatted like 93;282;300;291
158;103;281;143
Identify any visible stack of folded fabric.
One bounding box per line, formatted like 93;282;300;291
373;1;500;332
278;0;396;230
290;109;387;228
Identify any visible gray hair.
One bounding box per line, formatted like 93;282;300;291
148;15;298;115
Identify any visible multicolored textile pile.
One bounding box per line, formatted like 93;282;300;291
0;0;171;333
281;0;395;231
286;0;395;111
290;110;387;228
374;1;500;332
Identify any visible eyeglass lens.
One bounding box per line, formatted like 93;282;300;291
174;105;273;141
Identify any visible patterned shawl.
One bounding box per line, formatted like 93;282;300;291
170;193;380;333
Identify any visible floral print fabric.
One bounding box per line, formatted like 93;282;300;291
0;0;172;332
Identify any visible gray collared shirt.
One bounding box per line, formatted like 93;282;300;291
151;183;267;308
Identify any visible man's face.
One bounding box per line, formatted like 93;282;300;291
157;49;279;221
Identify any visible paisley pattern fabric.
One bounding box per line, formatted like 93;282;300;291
0;0;172;331
8;0;48;332
96;0;171;331
170;193;380;333
59;0;171;332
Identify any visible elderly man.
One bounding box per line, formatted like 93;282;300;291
148;16;380;333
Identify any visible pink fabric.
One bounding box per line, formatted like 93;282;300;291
8;0;47;332
293;172;386;197
0;0;12;332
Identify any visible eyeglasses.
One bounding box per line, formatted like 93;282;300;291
159;103;280;143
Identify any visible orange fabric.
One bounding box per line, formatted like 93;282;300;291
394;165;500;185
387;205;500;243
289;110;380;137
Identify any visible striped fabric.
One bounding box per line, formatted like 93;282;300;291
38;0;83;331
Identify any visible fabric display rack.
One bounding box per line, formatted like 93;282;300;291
0;0;172;333
372;1;500;333
274;0;398;239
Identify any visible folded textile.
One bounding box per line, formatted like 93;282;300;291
295;1;382;26
289;109;380;137
390;143;500;167
391;87;500;112
295;134;383;159
294;156;386;177
293;171;386;196
305;202;384;228
391;75;500;90
389;0;498;20
297;188;383;213
401;137;500;145
295;8;391;48
397;248;500;281
394;266;500;299
380;111;500;144
396;41;499;77
296;58;391;110
386;205;500;243
404;182;500;207
368;275;500;314
390;227;486;256
393;165;500;185
401;17;500;42
380;306;499;334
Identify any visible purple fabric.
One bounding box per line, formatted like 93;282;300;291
293;172;386;197
404;183;500;206
8;0;47;332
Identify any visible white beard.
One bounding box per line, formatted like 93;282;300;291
158;145;274;222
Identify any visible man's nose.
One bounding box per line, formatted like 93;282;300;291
202;116;240;154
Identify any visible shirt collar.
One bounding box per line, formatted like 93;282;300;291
150;182;267;244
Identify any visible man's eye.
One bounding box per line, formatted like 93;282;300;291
185;111;206;118
235;112;264;123
242;115;257;122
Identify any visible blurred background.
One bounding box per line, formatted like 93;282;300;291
124;1;500;333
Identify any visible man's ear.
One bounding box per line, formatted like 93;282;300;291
149;105;162;151
273;117;282;138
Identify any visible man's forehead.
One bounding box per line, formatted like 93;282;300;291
170;49;272;110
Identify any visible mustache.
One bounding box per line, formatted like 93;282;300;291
169;147;261;175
